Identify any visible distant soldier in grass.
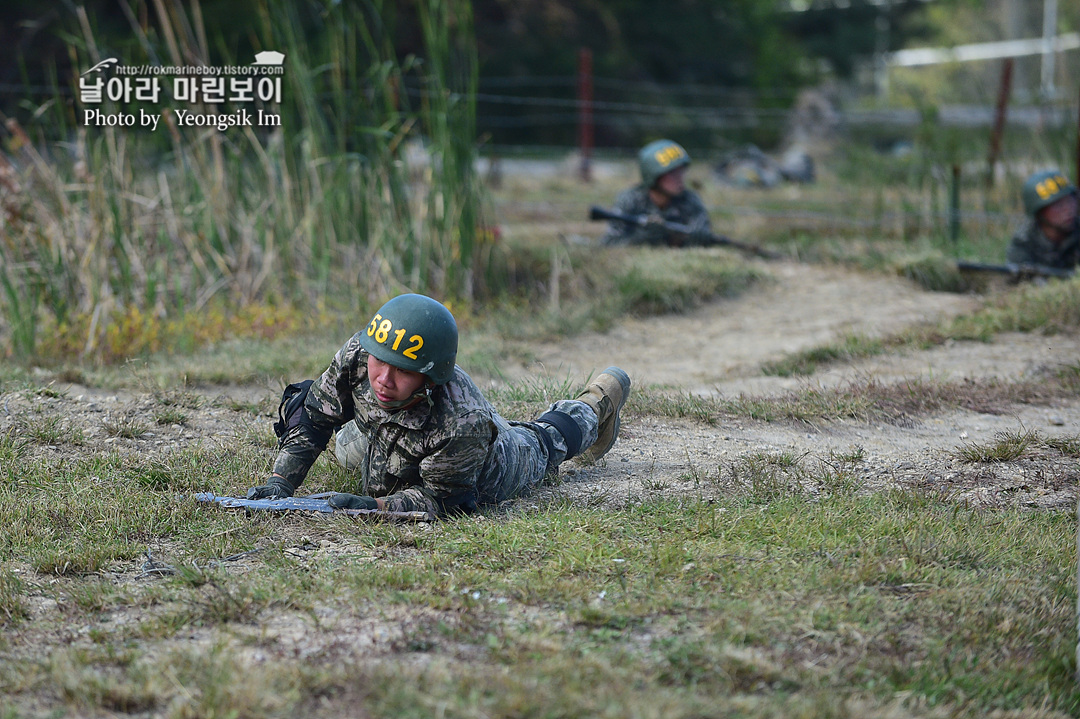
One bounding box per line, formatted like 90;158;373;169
1007;170;1079;270
601;139;713;247
246;294;631;517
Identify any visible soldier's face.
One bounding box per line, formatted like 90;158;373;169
367;355;427;403
1038;194;1078;240
655;166;686;197
652;164;686;194
1041;193;1075;229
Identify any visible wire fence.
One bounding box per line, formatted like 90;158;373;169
465;71;1080;151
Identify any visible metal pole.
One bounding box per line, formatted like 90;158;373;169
873;9;890;100
987;58;1013;188
577;48;594;183
1041;0;1059;101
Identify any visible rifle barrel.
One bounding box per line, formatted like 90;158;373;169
588;205;780;259
956;260;1074;279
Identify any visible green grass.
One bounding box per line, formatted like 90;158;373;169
894;251;974;293
476;368;1054;430
955;428;1080;464
628;370;1080;426
20;415;85;446
102;413;150;440
0;359;1077;717
0;568;27;627
152;407;189;426
485;243;764;347
764;276;1080;377
613;247;765;316
2;481;1075;717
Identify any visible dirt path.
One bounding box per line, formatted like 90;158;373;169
502;261;990;394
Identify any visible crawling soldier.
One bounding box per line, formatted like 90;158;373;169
247;293;630;517
601;139;713;247
1007;170;1079;270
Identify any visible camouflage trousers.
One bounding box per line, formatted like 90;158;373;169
333;399;598;506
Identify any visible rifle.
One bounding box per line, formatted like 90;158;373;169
956;260;1075;280
589;205;781;259
195;492;436;522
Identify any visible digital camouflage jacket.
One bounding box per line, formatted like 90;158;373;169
1006;219;1080;269
600;185;712;246
271;333;499;516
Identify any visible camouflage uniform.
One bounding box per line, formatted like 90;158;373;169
271;332;598;517
1006;219;1080;269
600;185;713;247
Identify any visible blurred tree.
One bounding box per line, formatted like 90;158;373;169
469;0;945;148
781;0;935;80
1;0;948;149
474;0;803;87
0;0;259;126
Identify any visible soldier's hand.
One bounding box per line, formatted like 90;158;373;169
328;493;379;510
644;213;665;227
246;476;294;500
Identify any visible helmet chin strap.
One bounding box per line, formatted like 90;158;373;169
649;184;677;210
370;383;434;412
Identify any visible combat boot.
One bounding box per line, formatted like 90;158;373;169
576;366;631;462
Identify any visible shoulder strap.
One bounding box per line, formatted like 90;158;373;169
273;379;315;442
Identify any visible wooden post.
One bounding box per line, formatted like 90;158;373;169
549;246;561;315
577;48;594;183
950;164;961;245
987;58;1013;188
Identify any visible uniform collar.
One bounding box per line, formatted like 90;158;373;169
358;383;434;429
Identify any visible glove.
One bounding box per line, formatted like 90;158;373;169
643;213;665;227
328;493;379;510
246;477;295;500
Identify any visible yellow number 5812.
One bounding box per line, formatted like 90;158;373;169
366;313;424;359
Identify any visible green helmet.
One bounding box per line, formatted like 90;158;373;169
1022;170;1076;216
639;139;691;187
359;294;458;384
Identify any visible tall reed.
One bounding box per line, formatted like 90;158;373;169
0;0;493;362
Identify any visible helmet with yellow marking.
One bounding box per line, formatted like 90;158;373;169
639;139;691;188
359;294;458;384
1022;170;1076;216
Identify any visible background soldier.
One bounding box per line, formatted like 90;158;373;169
601;139;713;247
1007;170;1079;270
246;294;631;517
